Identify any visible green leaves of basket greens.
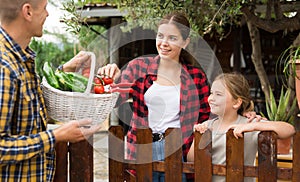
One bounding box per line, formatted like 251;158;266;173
42;62;88;93
261;86;297;125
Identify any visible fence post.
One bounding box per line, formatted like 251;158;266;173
257;131;277;182
54;142;68;182
165;128;182;182
136;128;152;181
69;136;94;182
108;126;125;182
292;131;300;181
226;129;244;181
194;130;212;182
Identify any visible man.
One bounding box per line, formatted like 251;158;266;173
0;0;100;181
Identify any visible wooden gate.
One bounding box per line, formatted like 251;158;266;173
109;125;300;182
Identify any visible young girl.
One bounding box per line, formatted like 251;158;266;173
187;72;295;182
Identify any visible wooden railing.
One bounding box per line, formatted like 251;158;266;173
109;125;300;182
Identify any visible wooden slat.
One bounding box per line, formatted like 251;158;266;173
108;126;125;182
165;128;182;181
53;142;68;182
292;131;300;181
194;130;212;182
69;136;94;182
136;128;152;181
226;129;244;182
257;131;277;182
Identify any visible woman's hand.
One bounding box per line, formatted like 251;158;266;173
243;111;266;123
97;63;120;81
193;123;208;134
62;51;91;72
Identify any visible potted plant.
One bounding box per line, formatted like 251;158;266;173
278;45;300;108
261;86;297;154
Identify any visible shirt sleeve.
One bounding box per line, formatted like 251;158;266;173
0;131;55;165
196;70;211;124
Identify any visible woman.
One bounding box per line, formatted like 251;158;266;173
99;11;211;181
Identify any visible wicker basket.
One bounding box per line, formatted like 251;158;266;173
41;52;119;124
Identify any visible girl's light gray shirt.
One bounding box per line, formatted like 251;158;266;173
205;115;262;182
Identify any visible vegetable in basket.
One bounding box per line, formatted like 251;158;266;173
65;72;89;86
42;61;60;89
55;71;87;93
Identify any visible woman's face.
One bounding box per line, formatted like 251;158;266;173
156;23;188;62
208;79;237;116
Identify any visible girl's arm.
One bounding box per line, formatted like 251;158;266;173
230;121;296;139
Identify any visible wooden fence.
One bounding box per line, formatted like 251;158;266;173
109;125;300;182
53;136;94;182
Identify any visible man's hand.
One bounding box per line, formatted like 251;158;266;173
52;119;101;143
63;51;91;72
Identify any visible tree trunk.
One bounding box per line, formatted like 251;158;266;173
246;21;271;100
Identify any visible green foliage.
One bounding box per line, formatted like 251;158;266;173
261;86;297;125
61;0;107;48
115;0;246;39
30;39;76;78
60;0;247;40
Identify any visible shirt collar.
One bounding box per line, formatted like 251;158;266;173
147;55;191;81
0;26;36;63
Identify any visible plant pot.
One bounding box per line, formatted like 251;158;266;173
295;60;300;109
277;137;292;154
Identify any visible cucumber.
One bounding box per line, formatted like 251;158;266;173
42;62;60;89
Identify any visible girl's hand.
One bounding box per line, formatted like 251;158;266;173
97;63;120;81
230;123;256;139
194;123;208;134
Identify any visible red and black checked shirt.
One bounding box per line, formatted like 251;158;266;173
117;55;210;160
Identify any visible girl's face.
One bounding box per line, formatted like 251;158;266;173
208;79;237;116
156;23;189;62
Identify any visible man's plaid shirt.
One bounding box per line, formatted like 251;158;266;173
0;26;56;181
117;55;210;160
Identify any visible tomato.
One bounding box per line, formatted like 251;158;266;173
94;85;104;94
94;77;102;85
102;77;113;85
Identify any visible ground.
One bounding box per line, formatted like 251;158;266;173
94;131;109;182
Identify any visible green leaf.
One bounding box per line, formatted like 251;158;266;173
268;86;277;120
275;87;288;121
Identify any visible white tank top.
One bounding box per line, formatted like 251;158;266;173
144;81;181;133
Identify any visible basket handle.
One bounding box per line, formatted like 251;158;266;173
84;52;96;94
